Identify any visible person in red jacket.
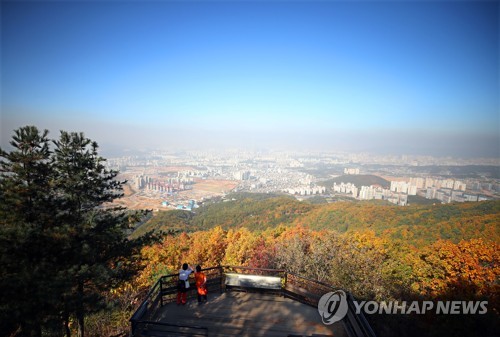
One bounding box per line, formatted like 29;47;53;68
194;265;208;304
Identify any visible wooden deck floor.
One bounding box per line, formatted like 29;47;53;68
150;291;348;337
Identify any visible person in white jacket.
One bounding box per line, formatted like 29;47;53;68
177;263;194;305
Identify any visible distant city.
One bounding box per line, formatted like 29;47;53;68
105;150;499;211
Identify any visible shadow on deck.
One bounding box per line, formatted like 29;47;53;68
149;291;346;337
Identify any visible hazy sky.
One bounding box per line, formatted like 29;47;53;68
1;0;499;157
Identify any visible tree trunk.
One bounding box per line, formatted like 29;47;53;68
63;312;71;337
77;281;84;337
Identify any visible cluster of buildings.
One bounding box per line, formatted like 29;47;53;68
333;175;491;205
162;199;198;211
135;174;193;193
406;177;466;191
391;178;473;203
420;178;480;203
425;188;488;203
110;151;498;208
390;181;418;195
234;170;251;181
333;182;358;196
333;182;409;206
386;178;466;195
234;167;320;195
285;186;327;196
344;168;360;175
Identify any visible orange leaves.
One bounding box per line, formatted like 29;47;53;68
132;218;499;310
223;228;258;266
185;226;228;266
415;238;500;301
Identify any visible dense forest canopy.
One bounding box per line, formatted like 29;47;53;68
127;194;499;337
134;193;499;247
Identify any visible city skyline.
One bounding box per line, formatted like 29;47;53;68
1;0;498;158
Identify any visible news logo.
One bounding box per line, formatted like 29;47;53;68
317;290;349;325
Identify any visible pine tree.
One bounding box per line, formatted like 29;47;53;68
52;131;152;337
1;127;154;336
0;126;62;336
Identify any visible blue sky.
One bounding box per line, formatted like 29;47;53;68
1;0;499;157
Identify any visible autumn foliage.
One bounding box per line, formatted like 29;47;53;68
415;239;499;309
131;224;499;308
122;198;499;337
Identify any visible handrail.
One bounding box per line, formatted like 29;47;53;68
130;265;376;337
129;278;163;336
285;271;349;294
133;320;208;332
284;271;376;337
132;321;208;336
158;265;223;281
347;293;377;337
224;265;286;273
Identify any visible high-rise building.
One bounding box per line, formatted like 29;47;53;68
408;185;417;195
344;168;360;175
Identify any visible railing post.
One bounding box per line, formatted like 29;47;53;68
219;266;224;293
283;271;288;297
160;278;163;307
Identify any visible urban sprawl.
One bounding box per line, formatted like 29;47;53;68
106;150;499;210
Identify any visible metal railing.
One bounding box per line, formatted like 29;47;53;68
129;277;163;335
156;266;223;306
130;265;376;337
132;321;208;337
283;272;376;337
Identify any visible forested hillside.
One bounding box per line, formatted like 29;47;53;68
135;194;500;247
124;194;499;337
292;200;499;246
129;223;499;337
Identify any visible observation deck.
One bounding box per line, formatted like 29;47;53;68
130;266;376;337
